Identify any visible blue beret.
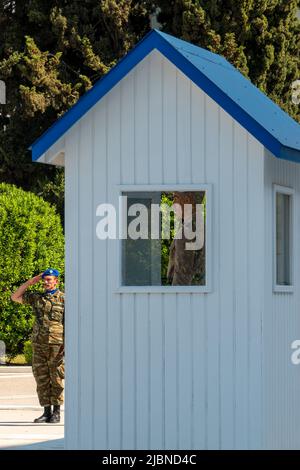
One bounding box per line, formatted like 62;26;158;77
42;268;60;278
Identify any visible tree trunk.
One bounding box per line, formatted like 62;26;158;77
167;191;205;285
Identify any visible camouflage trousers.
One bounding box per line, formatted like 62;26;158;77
32;343;64;406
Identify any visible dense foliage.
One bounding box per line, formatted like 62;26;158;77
0;183;64;357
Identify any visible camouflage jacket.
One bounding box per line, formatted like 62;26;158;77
22;290;65;345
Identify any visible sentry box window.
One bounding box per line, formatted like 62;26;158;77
117;185;211;293
273;185;294;292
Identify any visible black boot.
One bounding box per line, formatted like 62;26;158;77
48;405;60;423
34;406;52;423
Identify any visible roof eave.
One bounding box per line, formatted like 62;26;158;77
29;29;300;164
279;145;300;163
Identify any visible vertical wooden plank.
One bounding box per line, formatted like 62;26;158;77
219;107;235;449
121;295;136;449
176;69;193;449
148;51;164;449
136;295;150;449
162;57;177;184
93;100;108;449
134;57;149;184
78;116;94;449
64;124;80;450
191;293;206;449
176;69;191;183
205;95;220;449
164;295;178;448
247;135;264;449
190;85;206;449
106;85;121;449
233;123;248;449
262;151;272;449
149;51;163;184
191;84;205;183
177;295;193;449
120;72;135;185
120;63;136;449
149;295;164;449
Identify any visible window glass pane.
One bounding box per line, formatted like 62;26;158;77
276;192;291;285
122;191;206;286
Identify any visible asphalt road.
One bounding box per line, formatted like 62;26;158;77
0;366;64;450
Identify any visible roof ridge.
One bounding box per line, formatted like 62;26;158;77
177;46;240;72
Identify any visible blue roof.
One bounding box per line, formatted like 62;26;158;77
29;29;300;163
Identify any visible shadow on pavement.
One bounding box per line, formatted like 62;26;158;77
2;438;64;450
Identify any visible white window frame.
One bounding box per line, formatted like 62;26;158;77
273;184;294;293
115;184;212;294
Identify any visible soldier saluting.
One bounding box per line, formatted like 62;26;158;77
11;268;64;424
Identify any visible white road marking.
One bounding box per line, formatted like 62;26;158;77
0;435;63;440
0;374;33;378
0;406;42;410
0;405;64;410
0;366;32;369
0;395;37;399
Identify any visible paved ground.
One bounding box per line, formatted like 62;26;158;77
0;366;64;450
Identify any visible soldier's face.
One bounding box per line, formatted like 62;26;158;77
42;275;58;290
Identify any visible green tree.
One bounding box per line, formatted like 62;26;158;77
0;183;64;357
0;0;151;219
155;0;300;121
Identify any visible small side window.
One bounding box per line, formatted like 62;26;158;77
274;185;294;292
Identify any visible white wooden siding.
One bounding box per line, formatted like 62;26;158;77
64;50;265;449
263;150;300;449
